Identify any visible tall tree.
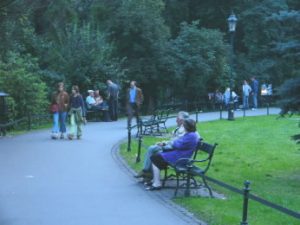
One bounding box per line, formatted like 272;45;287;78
108;0;170;110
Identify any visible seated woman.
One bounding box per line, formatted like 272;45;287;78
94;90;109;110
148;119;199;190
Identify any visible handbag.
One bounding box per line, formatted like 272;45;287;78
50;104;59;113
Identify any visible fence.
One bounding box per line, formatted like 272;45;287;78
0;113;52;136
126;108;300;225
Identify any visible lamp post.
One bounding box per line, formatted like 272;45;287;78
227;12;237;121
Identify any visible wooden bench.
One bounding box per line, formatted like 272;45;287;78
85;103;110;122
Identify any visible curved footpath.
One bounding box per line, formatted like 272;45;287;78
0;108;280;225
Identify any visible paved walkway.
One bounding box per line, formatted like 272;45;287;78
0;108;280;225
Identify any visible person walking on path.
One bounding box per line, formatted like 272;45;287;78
242;80;252;109
251;76;259;110
107;80;120;121
51;82;69;139
127;81;143;128
67;85;86;140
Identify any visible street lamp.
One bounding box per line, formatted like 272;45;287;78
227;12;238;121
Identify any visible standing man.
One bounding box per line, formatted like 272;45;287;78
127;81;143;128
251;76;259;110
242;80;252;109
106;80;120;121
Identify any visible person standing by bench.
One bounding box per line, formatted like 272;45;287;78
127;81;143;128
107;80;120;121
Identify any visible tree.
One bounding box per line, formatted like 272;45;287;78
277;76;300;143
163;22;228;103
107;0;170;110
0;52;48;118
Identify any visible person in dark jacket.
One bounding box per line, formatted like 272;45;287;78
107;80;120;121
67;85;86;140
148;119;199;190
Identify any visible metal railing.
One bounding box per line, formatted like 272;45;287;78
0;113;52;136
126;106;300;224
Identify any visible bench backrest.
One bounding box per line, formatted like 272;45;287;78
193;141;218;173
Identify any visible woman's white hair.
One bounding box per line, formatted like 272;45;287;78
177;111;189;120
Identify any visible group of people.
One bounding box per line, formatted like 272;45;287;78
49;80;121;139
134;111;200;191
50;82;85;140
86;80;120;121
49;80;145;140
209;76;260;111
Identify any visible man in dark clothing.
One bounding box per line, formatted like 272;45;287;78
251;77;259;110
106;80;120;121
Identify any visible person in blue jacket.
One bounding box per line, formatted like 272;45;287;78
148;119;199;190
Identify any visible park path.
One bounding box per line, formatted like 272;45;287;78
0;108;280;225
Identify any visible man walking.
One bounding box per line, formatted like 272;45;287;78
127;81;143;128
107;80;120;121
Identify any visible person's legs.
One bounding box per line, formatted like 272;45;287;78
76;120;82;139
151;164;162;188
68;113;76;139
59;111;67;138
51;112;59;138
252;93;258;109
245;96;249;109
149;154;168;189
127;104;134;128
143;145;162;172
113;99;118;120
108;98;114;120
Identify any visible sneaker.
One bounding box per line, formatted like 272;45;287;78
51;133;58;139
60;134;65;139
68;134;74;140
77;135;81;140
134;170;146;178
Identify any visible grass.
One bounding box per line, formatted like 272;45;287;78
120;115;300;225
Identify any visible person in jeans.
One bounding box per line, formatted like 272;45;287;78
242;80;252;109
148;119;199;190
51;82;69;139
126;81;143;128
134;111;190;180
68;85;85;140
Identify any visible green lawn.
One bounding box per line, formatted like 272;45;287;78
120;115;300;225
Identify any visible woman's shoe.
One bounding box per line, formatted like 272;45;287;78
146;185;162;191
68;134;74;140
134;171;145;178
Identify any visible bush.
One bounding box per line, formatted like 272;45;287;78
0;52;48;118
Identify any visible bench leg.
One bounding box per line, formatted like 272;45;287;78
184;173;191;197
202;175;213;197
162;169;168;187
174;173;180;197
